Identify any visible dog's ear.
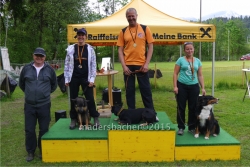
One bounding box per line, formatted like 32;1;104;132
111;105;119;115
197;96;202;106
71;99;77;105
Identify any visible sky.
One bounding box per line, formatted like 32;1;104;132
143;0;249;19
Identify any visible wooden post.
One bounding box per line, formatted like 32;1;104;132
243;62;245;86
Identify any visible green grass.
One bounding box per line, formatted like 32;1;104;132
1;61;250;166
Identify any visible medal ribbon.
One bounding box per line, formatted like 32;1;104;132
129;24;138;45
78;45;84;66
187;57;194;80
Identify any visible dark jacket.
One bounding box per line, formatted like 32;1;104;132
19;62;57;107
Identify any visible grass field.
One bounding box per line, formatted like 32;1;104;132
1;61;250;166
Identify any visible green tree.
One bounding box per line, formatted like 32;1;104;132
91;0;129;16
225;19;249;59
2;0;103;63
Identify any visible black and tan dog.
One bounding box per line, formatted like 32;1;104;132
111;104;157;125
71;97;91;130
195;95;220;139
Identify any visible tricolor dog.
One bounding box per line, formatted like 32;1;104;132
195;95;220;139
71;97;91;130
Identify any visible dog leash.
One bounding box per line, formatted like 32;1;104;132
175;93;195;127
125;67;146;90
117;107;124;116
81;82;96;96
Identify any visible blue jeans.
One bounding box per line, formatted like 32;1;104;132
176;81;200;130
124;65;154;110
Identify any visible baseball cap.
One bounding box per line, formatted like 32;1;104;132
77;28;87;35
33;47;46;57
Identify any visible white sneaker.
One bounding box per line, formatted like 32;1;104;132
155;116;159;122
178;129;184;135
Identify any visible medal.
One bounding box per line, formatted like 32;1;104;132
78;44;84;69
129;24;138;48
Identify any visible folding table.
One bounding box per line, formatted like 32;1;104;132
242;69;250;101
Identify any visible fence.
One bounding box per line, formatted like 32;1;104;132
10;60;65;75
95;63;250;91
10;60;250;90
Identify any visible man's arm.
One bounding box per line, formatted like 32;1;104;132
50;69;57;93
118;46;131;75
19;66;26;92
141;43;153;72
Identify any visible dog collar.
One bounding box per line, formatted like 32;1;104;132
117;107;123;116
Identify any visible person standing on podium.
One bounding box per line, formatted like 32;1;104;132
117;8;158;121
64;28;100;129
173;42;206;136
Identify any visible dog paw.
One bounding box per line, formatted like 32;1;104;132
205;136;209;140
79;125;83;130
194;134;199;138
139;123;148;126
213;134;218;137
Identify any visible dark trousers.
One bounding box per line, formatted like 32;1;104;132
124;65;154;110
24;103;51;154
176;81;200;130
69;77;100;118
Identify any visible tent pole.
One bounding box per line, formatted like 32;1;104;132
112;0;115;87
212;42;215;96
112;46;115;87
179;45;182;57
199;0;202;60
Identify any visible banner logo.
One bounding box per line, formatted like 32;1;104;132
200;27;212;38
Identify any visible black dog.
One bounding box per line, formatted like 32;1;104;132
195;95;220;139
111;104;157;125
71;97;91;130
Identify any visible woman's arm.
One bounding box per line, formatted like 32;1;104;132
173;65;180;94
197;66;206;95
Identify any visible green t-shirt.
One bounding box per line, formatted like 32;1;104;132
176;56;202;85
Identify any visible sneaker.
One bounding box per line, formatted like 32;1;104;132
188;129;195;135
69;119;76;129
155;116;159;122
177;129;184;135
93;117;100;127
26;153;34;162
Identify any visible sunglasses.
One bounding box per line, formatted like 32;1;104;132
184;42;193;46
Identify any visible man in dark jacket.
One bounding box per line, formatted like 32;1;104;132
19;47;57;162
